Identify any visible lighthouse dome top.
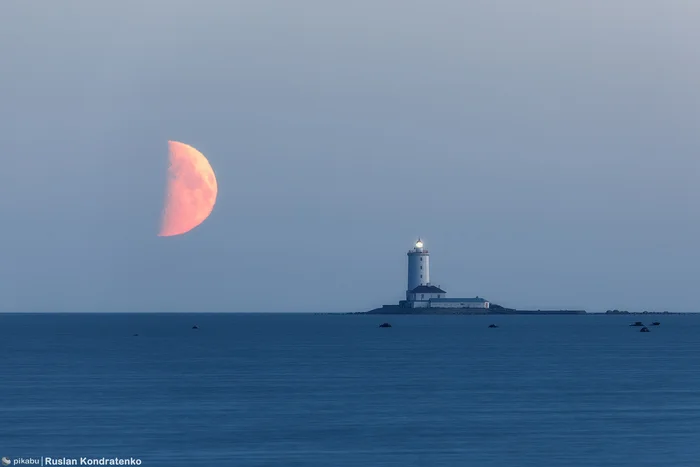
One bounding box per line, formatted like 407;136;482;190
409;238;427;254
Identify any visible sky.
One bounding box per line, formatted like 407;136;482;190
1;0;699;313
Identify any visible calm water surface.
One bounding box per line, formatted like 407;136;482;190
1;313;699;466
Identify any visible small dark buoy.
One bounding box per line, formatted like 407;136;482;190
192;325;199;329
640;326;650;332
488;324;498;328
651;321;660;326
379;322;392;328
630;321;644;327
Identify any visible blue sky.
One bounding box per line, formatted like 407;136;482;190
1;0;699;312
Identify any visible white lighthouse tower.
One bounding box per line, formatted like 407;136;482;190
407;238;430;296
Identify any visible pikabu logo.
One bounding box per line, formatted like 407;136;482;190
5;459;40;465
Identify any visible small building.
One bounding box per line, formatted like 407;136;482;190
429;297;489;309
406;285;447;308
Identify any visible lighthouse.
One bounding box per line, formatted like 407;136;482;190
407;238;430;298
366;238;490;312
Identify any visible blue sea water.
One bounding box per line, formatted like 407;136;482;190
1;312;700;466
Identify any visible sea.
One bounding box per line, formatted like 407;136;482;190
1;312;699;467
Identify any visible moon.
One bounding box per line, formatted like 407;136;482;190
158;141;218;237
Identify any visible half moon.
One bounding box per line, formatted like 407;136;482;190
158;141;218;237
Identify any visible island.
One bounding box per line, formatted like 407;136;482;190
355;239;587;315
352;303;586;315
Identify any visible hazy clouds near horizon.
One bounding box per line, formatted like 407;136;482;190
2;0;699;313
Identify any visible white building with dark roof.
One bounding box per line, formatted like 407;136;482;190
402;239;489;309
